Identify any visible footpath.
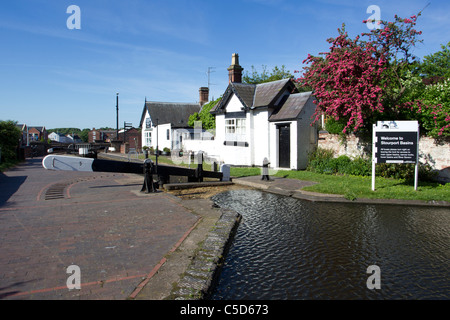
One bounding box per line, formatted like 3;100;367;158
0;156;237;300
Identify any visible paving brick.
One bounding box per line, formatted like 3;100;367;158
0;158;199;300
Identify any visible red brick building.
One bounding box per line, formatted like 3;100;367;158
118;128;141;151
28;126;48;142
88;128;117;143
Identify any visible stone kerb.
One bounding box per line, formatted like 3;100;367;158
170;209;241;300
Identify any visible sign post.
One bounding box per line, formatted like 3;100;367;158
372;121;419;191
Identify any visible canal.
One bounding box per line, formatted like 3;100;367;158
209;190;449;300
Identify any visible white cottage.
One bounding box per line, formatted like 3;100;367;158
209;54;318;170
139;101;203;152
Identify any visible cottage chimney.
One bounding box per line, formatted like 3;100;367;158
199;87;209;106
227;53;243;84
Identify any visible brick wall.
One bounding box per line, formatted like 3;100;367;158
318;132;450;182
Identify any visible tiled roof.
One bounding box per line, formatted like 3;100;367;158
268;92;313;122
211;78;295;114
253;79;291;108
231;83;256;108
142;102;201;128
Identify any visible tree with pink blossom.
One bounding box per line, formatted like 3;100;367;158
298;12;438;135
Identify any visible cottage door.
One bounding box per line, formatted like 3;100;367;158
278;124;290;168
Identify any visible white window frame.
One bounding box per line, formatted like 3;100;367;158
225;118;246;141
145;131;152;146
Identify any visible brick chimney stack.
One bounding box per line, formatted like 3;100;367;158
199;87;209;106
227;53;243;84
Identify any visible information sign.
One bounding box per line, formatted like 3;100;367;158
372;121;419;191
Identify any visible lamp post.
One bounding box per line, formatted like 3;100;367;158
116;93;119;141
155;118;159;174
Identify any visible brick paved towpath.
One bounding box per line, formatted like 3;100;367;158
0;158;214;300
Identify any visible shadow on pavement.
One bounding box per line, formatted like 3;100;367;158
0;280;39;299
0;172;27;207
0;159;39;207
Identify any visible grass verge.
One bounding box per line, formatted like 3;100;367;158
274;170;450;202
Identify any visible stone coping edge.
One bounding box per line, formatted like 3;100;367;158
169;208;241;300
233;179;450;208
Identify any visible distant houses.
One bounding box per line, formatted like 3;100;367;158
67;134;83;143
29;126;48;142
48;132;71;143
48;132;81;143
15;124;48;145
88;128;117;143
87;127;140;150
15;124;28;146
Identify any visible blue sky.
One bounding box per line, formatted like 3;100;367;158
1;0;449;130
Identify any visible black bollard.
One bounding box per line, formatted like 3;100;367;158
141;159;158;193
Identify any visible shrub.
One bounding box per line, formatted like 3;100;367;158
376;162;436;182
0;120;21;163
307;148;335;174
348;157;372;176
324;117;346;135
307;147;436;181
307;148;371;176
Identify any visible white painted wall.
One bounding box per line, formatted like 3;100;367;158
140;110;172;152
290;122;298;170
252;108;270;167
269;122;278;168
226;94;245;112
213;96;253;166
141;110;152;150
155;123;172;151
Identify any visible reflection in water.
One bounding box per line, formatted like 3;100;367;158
210;190;450;300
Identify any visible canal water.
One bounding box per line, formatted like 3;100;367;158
209;190;449;300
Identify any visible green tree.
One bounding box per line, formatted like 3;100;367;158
418;42;450;79
397;72;450;137
0;120;21;163
48;128;81;136
188;98;220;130
79;128;90;142
243;65;294;84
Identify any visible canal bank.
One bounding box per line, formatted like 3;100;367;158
209;189;450;300
132;194;242;300
232;175;450;208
